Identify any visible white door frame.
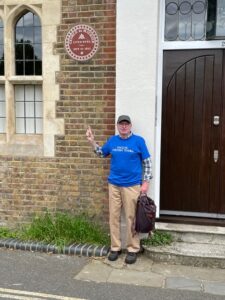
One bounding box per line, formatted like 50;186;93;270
155;0;225;218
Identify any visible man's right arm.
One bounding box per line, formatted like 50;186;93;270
86;126;104;157
94;144;104;157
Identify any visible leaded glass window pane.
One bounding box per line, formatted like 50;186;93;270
33;44;42;60
216;0;225;36
25;61;34;75
16;119;25;134
35;119;43;134
26;119;35;134
0;119;5;133
25;102;34;117
35;61;42;75
24;12;33;27
25;85;34;100
165;1;179;40
35;102;42;118
207;0;225;39
165;0;208;41
16;102;25;117
0;26;3;44
0;85;5;133
15;11;42;75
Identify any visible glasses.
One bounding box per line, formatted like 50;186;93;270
118;123;130;127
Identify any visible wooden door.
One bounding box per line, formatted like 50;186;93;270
161;50;225;214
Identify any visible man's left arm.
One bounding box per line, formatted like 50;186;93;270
141;157;153;194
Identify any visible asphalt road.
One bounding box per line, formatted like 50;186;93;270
0;248;224;300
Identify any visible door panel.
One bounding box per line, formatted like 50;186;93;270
161;49;224;214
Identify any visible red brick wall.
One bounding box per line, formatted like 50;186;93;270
0;0;116;226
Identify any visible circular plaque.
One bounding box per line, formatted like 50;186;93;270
65;24;99;61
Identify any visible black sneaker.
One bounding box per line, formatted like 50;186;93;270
108;250;122;261
125;252;137;264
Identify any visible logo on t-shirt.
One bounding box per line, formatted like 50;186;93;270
112;146;134;153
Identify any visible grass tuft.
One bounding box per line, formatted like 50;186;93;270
142;230;173;247
0;227;18;239
0;212;110;248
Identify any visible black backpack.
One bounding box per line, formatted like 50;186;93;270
135;194;156;233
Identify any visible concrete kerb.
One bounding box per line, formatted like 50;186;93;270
0;238;110;257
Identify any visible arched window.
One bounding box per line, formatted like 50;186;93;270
15;11;42;75
0;2;62;156
14;11;42;134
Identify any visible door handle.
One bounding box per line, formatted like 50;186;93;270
213;115;220;126
214;150;219;163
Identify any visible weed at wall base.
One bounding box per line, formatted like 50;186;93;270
0;212;110;248
142;230;173;247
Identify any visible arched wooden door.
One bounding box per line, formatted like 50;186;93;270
161;49;225;215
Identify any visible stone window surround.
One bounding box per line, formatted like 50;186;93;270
0;1;64;157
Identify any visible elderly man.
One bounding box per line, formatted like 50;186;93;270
86;115;152;264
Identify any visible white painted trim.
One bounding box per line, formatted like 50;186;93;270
116;0;158;207
163;40;225;50
154;0;165;217
160;210;225;219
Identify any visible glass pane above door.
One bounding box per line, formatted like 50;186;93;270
165;0;208;41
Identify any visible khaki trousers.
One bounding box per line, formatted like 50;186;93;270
108;183;140;253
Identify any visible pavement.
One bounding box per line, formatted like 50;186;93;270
75;252;225;297
1;248;224;300
1;219;225;298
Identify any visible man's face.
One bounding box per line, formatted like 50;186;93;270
117;121;132;137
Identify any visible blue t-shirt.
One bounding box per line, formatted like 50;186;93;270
101;134;150;187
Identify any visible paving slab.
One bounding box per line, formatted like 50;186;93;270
108;268;164;287
204;281;225;296
152;263;225;282
165;277;202;291
74;259;112;283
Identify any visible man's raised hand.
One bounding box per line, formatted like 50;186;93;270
86;126;95;143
